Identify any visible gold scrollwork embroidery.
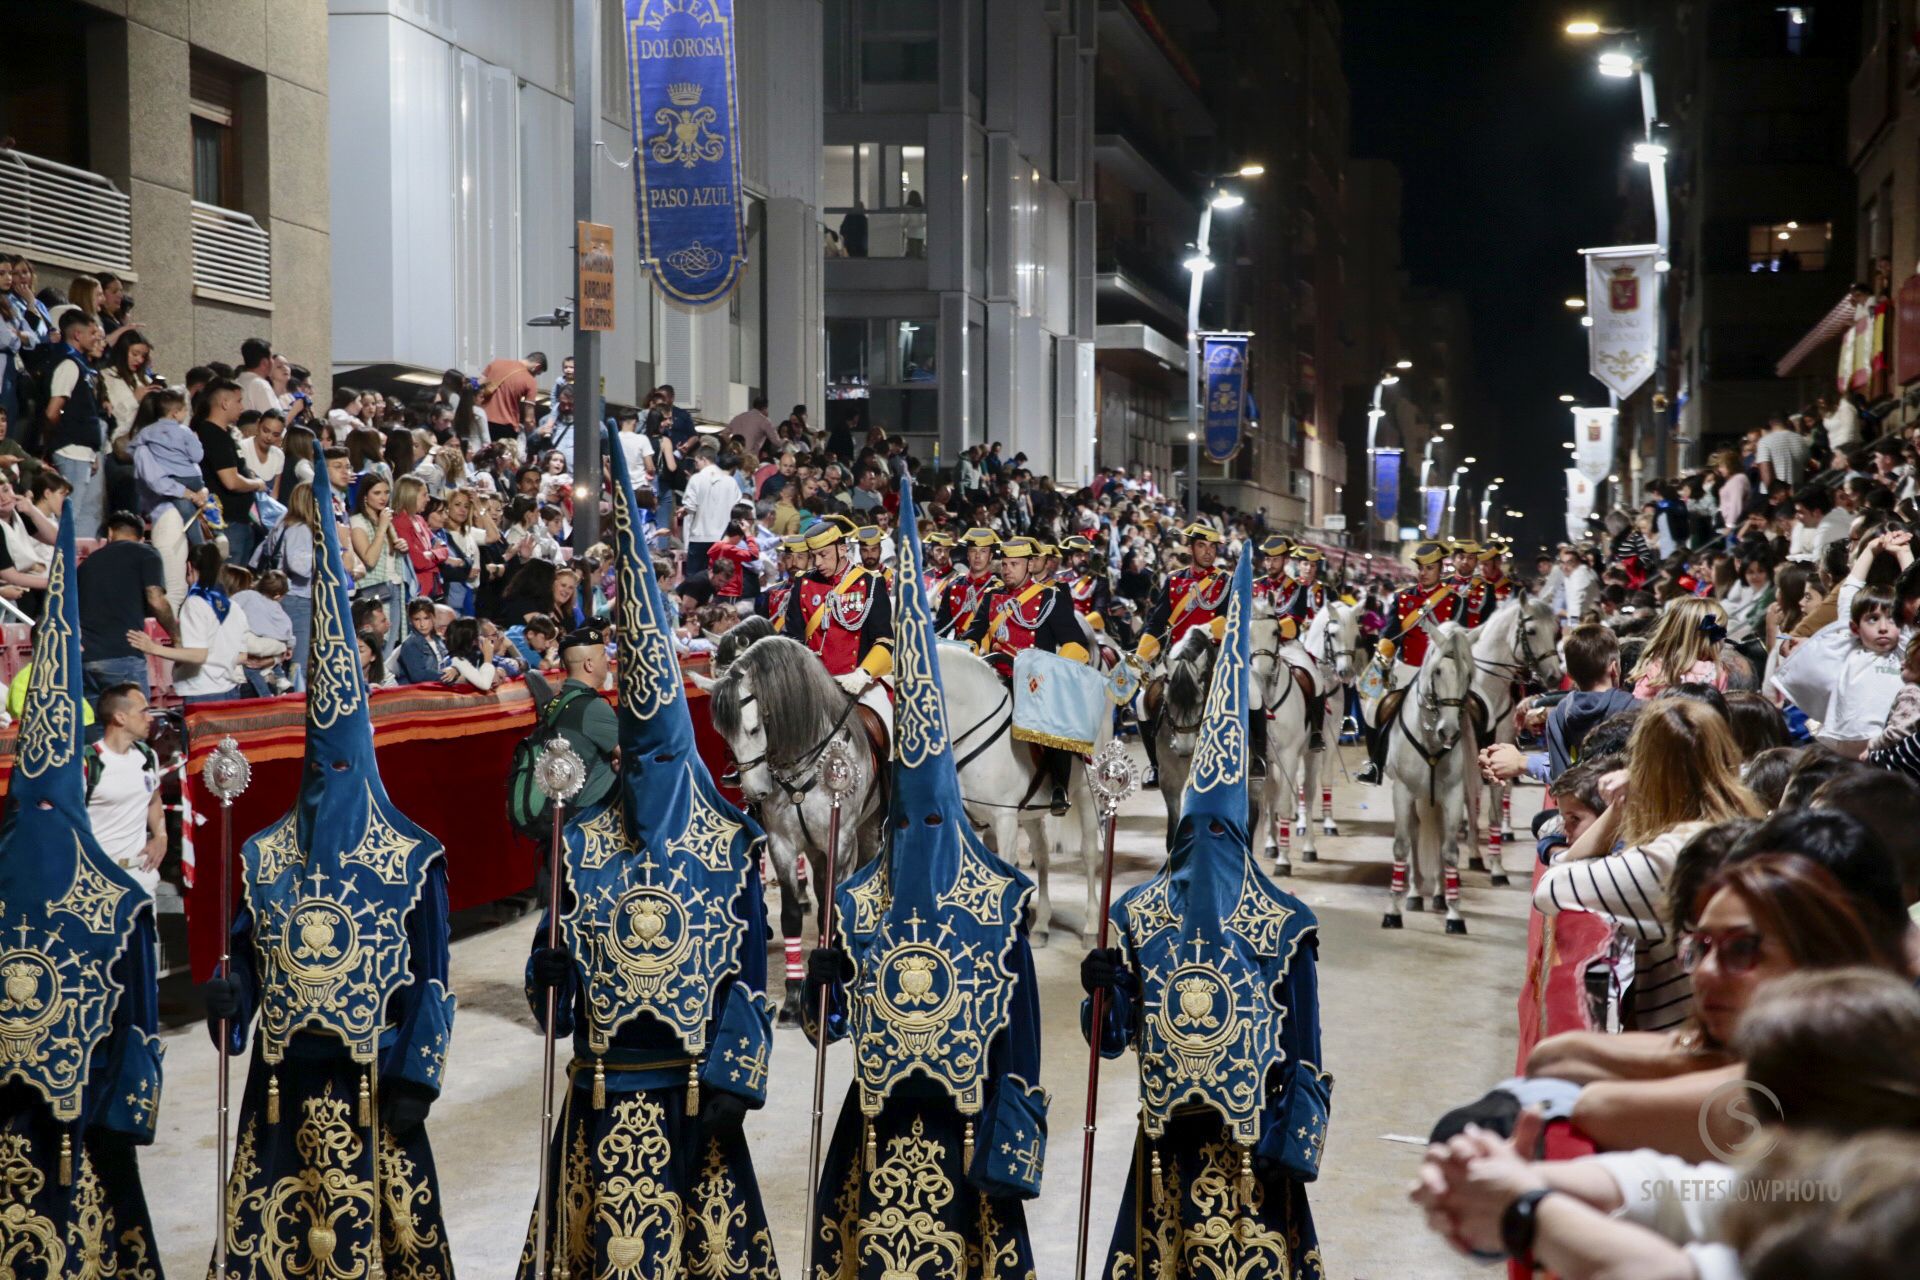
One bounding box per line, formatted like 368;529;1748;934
935;856;1013;928
890;534;946;769
15;545;72;779
254;872;411;1065
49;839;128;935
225;1084;378;1280
612;471;680;721
251;813;303;884
307;534;364;730
343;787;423;886
1187;580;1246;794
576;801;630;873
594;1095;686;1277
852;910;1009;1118
1;914;121;1120
0;1133;64;1275
668;771;743;874
858;1118;966;1279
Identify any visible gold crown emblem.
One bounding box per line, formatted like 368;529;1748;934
667;82;703;107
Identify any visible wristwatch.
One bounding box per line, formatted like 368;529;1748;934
1500;1188;1555;1269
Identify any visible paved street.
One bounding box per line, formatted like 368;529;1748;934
142;743;1535;1279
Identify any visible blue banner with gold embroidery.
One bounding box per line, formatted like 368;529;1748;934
1373;447;1402;530
1423;486;1447;538
624;0;747;307
1201;333;1249;463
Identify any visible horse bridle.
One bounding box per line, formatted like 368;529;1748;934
1399;655;1468;806
729;684;863;803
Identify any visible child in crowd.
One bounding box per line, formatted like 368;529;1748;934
393;596;450;685
1627;596;1731;699
441;617;498;691
1867;633;1920;754
231;569;297;693
1821;585;1907;756
128;388;213;547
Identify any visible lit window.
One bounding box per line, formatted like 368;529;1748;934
1747;221;1829;272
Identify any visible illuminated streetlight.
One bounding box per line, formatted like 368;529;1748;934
1235;163;1266;178
1380;374;1400;387
1209;189;1245;211
1581;316;1594;328
1598;50;1637;77
1184;252;1214;274
1564;297;1586;309
1439;421;1454;431
1559;394;1576;403
1562;442;1576;450
1395;359;1414;370
1632;141;1669;163
1565;20;1602;36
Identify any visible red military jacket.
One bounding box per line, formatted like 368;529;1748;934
793;565;885;676
938;570;1000;636
766;582;794;633
1058;569;1110;618
967;579;1079;660
1389;581;1461;668
1150;566;1231;646
1252;572;1294;609
1462;571;1515;627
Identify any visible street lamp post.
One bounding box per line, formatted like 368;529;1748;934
1480;479;1504;539
1183;167;1263;520
1364;370;1403;553
1446;462;1472;537
570;0;602;549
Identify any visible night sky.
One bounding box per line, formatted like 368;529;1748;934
1343;0;1645;552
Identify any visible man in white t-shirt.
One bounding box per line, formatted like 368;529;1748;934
235;336;280;415
86;682;165;895
1755;415;1811;489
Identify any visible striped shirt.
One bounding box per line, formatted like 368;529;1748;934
1534;821;1708;1032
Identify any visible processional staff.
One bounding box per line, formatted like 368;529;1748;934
800;737;859;1280
530;741;587;1280
204;737;253;1280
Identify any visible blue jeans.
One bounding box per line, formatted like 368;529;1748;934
83;655;149;707
53;452;103;538
181;687;242;706
223;519;260;569
284;592;313;692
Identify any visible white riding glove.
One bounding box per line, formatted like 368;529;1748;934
834;670;872;698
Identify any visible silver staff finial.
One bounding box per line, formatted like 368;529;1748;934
533;740;588;803
204;737;252;802
1088;740;1141;819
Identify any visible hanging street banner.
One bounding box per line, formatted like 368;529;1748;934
1373;447;1403;533
1583;244;1661;399
1423;486;1447;539
1571;405;1616;486
1566;469;1597;545
624;0;747;308
577;221;616;331
1201;333;1252;463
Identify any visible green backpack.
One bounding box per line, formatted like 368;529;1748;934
506;684;600;839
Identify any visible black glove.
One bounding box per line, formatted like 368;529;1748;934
382;1081;435;1139
697;1089;750;1146
803;946;854;1011
530;946;574;992
1080;947;1130;998
202;975;243;1023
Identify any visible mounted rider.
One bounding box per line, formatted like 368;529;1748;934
936;526;1002;638
1445;538;1481;591
924;528;958;605
1056;533;1111;628
1355;540;1462;786
1265;543;1335;752
784;514;895;691
963;535;1091;815
1460;539;1515;628
1135;523;1234;781
762;533;811;632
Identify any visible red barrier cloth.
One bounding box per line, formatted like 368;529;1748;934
1515;859;1616;1074
179;664;736;982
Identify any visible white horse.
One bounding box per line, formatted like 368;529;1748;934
1380;623;1478;935
1466;594;1563;885
1251;600;1360;875
707;638;1102;983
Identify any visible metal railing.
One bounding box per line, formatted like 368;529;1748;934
191;201;272;308
0;148;134;274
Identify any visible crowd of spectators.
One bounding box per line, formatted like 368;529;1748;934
1416;390;1920;1277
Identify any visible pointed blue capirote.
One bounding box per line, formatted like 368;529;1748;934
0;499;150;1121
1176;546;1254;849
604;413;762;852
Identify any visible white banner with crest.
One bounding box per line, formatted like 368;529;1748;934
1572;406;1616;485
1566;468;1597;545
1584;244;1661;399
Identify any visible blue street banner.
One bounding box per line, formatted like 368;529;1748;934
1373;448;1403;530
1423;486;1447;538
624;0;747;307
1201;333;1251;463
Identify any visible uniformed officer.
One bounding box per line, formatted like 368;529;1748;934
1278;545;1334;751
1134;524;1231;666
762;533;810;632
855;521;887;575
1055;534;1112;630
1354;540;1461;785
937;526;1002;638
1250;534;1297;615
925;529;958;605
1461;540;1516;628
785;516;894;691
964;535;1090;815
1447;538;1481;589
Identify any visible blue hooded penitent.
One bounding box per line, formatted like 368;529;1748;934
1111;549;1317;1144
833;482;1035;1121
238;461;448;1066
0;501;154;1123
550;426;770;1070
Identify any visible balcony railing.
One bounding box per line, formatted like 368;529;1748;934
191;201;272;309
0;148;133;275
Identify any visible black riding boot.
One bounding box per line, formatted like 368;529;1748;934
1356;719;1389;786
1047;748;1071;816
1249;710;1268;781
1308;692;1328;752
1140;712;1160;786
